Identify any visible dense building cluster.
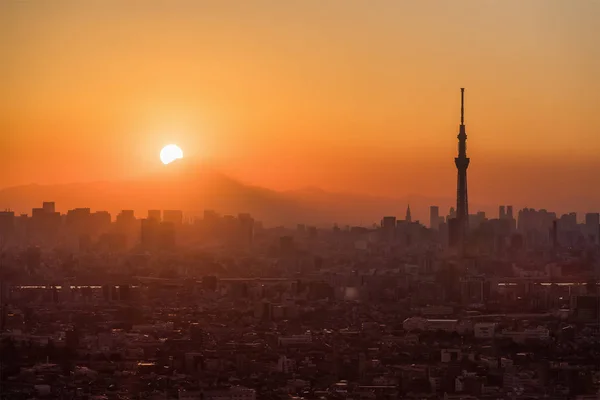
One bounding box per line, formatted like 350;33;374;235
1;201;599;399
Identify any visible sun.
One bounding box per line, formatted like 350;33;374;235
160;144;184;165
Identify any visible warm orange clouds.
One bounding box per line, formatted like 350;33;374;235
1;1;600;213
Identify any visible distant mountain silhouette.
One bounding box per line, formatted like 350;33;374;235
0;159;488;225
0;160;306;225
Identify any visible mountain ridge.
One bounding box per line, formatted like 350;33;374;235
0;161;482;225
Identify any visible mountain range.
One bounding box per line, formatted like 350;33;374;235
0;159;474;226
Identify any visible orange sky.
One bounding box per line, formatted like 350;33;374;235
1;1;600;213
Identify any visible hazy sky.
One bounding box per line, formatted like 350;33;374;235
2;1;599;212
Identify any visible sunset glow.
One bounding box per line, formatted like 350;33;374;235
1;1;600;218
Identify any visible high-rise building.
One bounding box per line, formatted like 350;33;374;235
381;216;396;241
507;205;514;220
0;211;15;240
429;206;440;230
148;210;161;222
90;211;112;236
42;202;55;214
66;208;92;234
115;210;137;248
551;220;558;248
499;206;506;220
163;210;183;225
454;88;470;244
116;210;135;223
585;213;600;244
405;205;412;223
29;203;61;246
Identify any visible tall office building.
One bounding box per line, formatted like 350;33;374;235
42;202;55;214
0;211;15;241
429;206;440;230
29;203;61;246
381;216;396;241
163;210;183;225
405;205;412;223
585;213;600;244
115;210;137;248
116;210;135;223
453;88;470;244
90;211;112;235
148;210;161;222
506;205;514;220
499;206;506;220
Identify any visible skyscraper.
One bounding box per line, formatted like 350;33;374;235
429;206;440;230
454;88;470;240
381;216;396;241
405;205;412;223
42;202;55;214
163;210;183;225
585;213;600;244
148;210;161;222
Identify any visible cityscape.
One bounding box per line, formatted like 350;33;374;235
1;87;599;400
2;2;600;400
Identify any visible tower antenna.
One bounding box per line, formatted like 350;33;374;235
460;88;465;125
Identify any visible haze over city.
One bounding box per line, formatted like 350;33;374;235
2;2;600;400
2;0;600;222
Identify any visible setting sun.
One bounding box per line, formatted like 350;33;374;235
160;144;184;165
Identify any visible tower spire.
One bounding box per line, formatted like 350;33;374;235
454;88;470;247
460;87;464;125
406;204;412;223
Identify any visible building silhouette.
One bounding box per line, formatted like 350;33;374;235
148;209;162;222
163;210;183;225
42;202;55;214
429;206;440;230
381;216;396;241
451;88;470;247
585;212;600;244
0;211;15;242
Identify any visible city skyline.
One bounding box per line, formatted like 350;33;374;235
2;3;600;399
1;82;598;223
